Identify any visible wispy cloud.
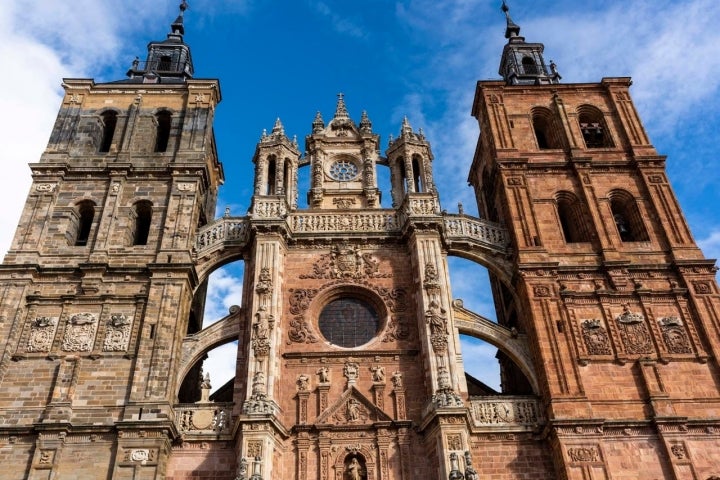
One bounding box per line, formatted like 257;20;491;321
309;1;367;39
203;266;244;326
459;335;500;391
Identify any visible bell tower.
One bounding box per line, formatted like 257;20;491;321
470;2;720;478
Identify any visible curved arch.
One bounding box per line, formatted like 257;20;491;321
178;307;244;391
554;190;591;243
531;107;563;149
577;104;613;148
98;110;118;153
453;301;539;395
608;189;648;242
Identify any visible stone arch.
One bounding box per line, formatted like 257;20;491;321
177;306;244;396
452;300;539;395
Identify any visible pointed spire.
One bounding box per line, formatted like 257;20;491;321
312;111;325;133
359;110;372;133
171;1;189;37
501;1;521;39
334;93;350;120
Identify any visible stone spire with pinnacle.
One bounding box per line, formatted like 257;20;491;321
497;1;560;86
333;93;350;121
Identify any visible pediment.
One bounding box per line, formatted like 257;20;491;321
315;386;392;426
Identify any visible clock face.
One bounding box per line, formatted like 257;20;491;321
328;160;359;181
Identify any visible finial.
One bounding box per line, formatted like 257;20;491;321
334;93;349;120
401;116;413;136
272;117;285;135
501;0;521;38
359;110;372;133
180;0;189;14
171;1;189;36
312;111;325;133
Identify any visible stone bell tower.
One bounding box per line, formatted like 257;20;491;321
469;2;720;478
0;3;224;478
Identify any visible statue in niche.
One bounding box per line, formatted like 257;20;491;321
425;300;448;336
253;306;273;340
347;399;361;422
297;374;309;392
391;371;403;388
346;457;365;480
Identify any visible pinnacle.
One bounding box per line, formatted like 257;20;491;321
334;93;350;120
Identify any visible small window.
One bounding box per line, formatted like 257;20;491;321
319;297;379;348
522;56;538;75
132;201;152;246
266;156;277;195
154;111;172;153
99;111;117;153
74;201;95;246
609;190;649;242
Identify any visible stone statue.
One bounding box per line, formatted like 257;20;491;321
391;371;403;388
426;300;448;336
317;366;330;383
370;365;385;383
346;457;365;480
297;374;309;391
344;361;360;383
347;399;361;422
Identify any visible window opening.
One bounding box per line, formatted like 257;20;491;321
412;156;423;192
319;297;379;348
522;56;538;75
154;111;172;153
158;55;172;71
75;201;95;246
99;111;117;153
133;201;152;246
266;157;276;195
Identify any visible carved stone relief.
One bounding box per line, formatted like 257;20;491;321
344;360;360;384
670;443;687;460
425;300;449;355
447;434;462;451
252;306;274;357
299;245;389;280
62;313;98;352
658;317;692;354
616;306;653;355
581;319;612;355
103;314;132;352
27;317;58;353
567;447;599;463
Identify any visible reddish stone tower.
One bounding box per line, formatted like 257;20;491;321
468;3;720;478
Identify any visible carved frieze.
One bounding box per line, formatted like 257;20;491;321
27;317;58;353
693;281;712;295
616;306;653;355
533;286;551;297
470;398;540;426
103;314;132;352
382;316;410;343
62;313;98;352
581;319;612;355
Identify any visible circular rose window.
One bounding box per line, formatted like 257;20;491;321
319;297;379;347
328;160;359;181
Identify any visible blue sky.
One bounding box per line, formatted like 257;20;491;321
1;0;719;391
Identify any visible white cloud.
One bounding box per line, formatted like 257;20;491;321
202;341;239;393
203;266;244;326
698;230;720;263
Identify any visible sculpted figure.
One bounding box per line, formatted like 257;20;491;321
346;458;365;480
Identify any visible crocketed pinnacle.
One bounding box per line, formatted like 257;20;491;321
401;116;413;137
272;117;285;136
359;110;372;133
312;111;325;133
334;93;350;120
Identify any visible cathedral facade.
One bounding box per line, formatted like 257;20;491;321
0;3;719;479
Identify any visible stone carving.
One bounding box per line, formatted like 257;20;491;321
333;197;356;209
61;313;98;352
344;360;360;384
288;288;320;344
533;286;551;297
35;183;56;193
370;365;385;383
464;451;479;480
693;281;712;294
423;262;440;292
251;371;266;399
448;452;464;480
299;244;388;279
255;267;273;296
470;398;540;426
383;315;411;342
433;366;463;408
567;447;599;463
252;306;274;357
447;434;462;450
317;366;330;384
671;444;687;460
124;448;157;464
212;409;227;431
247;441;262;458
616;306;653;355
333;398;368;424
391;371;403;388
27;316;58;353
346;457;365;480
297;374;310;392
177;182;196;192
426;300;449;354
581;319;612;355
39;450;54;464
659;317;692;354
103;314;132;352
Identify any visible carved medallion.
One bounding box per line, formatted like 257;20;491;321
27;317;58;353
567;447;599;463
103;314;132;352
62;313;98;352
659;317;692;354
616;306;653;355
299;245;388;279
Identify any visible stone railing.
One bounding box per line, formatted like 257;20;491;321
175;402;234;435
468;396;543;430
195;217;250;254
251;198;288;218
443;215;509;252
288;211;401;234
